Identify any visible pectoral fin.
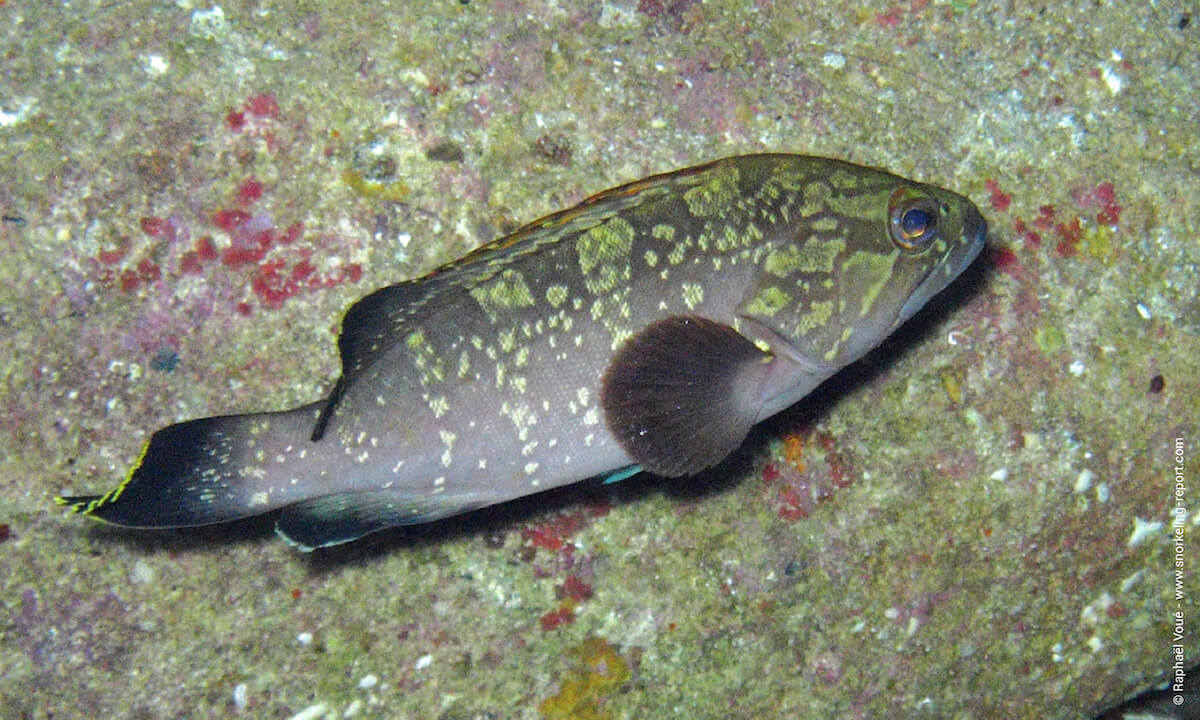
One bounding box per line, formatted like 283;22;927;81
600;315;771;477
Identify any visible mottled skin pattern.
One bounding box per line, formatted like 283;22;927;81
59;154;986;550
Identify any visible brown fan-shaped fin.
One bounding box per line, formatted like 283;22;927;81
600;315;771;477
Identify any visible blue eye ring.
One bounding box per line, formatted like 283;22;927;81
888;188;942;253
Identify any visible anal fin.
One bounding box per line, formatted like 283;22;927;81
600;315;771;478
275;490;484;552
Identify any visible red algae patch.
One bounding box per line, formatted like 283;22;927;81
86;92;363;315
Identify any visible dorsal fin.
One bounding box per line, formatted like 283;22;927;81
311;278;439;440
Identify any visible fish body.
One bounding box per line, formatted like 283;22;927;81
59;154;986;550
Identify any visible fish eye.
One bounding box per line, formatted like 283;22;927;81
888;188;941;253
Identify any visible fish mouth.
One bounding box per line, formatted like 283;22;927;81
896;203;987;324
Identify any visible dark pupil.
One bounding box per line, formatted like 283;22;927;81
901;208;930;238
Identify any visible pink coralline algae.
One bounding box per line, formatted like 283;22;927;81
89;93;363;314
981;177;1124;271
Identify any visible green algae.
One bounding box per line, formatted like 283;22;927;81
1035;324;1066;355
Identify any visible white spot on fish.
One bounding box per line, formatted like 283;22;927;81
525;462;539;475
428;395;449;418
440;429;457;467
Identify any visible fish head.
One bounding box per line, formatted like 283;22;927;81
743;161;987;371
886;182;988;328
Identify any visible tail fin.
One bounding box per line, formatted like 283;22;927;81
57;403;325;529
